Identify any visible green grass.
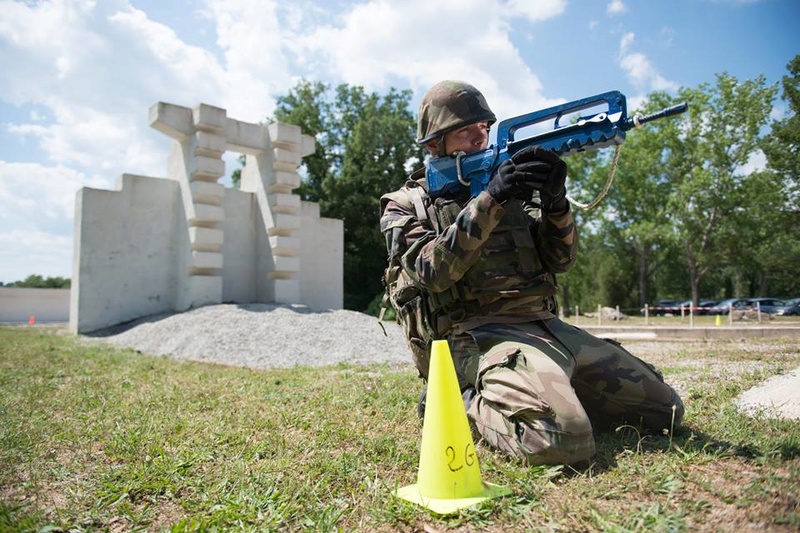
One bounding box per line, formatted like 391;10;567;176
1;326;799;532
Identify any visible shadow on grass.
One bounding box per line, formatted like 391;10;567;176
583;420;800;477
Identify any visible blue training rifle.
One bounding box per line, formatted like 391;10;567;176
426;90;688;199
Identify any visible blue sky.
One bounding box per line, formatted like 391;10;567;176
0;0;797;283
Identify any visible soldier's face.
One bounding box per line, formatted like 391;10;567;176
442;121;490;155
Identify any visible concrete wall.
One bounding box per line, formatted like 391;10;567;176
0;287;70;323
71;174;344;333
70;174;183;333
298;201;344;311
70;103;344;334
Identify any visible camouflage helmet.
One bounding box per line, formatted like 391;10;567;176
416;80;496;144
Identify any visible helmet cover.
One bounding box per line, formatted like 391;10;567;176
416;80;496;144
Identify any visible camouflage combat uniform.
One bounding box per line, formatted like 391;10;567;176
380;171;684;465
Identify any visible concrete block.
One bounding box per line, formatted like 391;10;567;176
272;255;299;273
189;227;223;250
269;193;300;213
187;275;223;308
190;181;225;205
149;102;193;140
75;103;340;331
226;118;268;154
193;103;226;133
191;250;224;270
273;213;300;231
273;147;301;167
268;122;302;149
70;175;181;333
189;155;225;181
190;204;224;224
298;201;343;311
271;170;301;192
300;134;316;157
269;235;299;255
272;278;300;303
194;131;226;157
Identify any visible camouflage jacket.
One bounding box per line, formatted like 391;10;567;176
380;168;578;337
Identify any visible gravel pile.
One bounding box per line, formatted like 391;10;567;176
88;303;413;370
87;304;687;371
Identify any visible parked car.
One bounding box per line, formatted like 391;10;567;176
775;298;800;316
677;299;719;315
775;298;800;315
742;298;786;314
706;298;750;315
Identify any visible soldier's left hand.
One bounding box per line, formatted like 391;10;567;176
512;146;568;212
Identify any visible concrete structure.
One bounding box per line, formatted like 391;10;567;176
0;288;70;323
70;102;343;333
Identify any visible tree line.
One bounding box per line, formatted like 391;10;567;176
1;275;71;289
270;56;799;315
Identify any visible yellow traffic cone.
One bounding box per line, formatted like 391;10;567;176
395;340;510;514
715;314;721;327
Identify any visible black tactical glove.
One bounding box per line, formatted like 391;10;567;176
511;146;568;213
485;159;519;203
486;159;543;203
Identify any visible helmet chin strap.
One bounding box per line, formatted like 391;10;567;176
435;137;447;157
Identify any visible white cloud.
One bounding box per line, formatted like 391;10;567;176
0;229;74;283
200;0;293;121
289;0;556;119
740;149;767;175
618;32;679;93
0;162;105;223
0;0;231;181
0;161;110;281
607;0;627;15
507;0;567;22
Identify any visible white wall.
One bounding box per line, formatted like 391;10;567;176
0;287;70;323
70;102;343;334
70;175;344;333
70;174;181;333
298;201;344;311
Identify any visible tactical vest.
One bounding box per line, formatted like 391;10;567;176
380;178;558;379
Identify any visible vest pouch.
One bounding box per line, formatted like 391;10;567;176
395;293;433;379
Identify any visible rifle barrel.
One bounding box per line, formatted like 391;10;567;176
625;102;688;129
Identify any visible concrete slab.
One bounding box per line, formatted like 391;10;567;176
735;367;800;421
579;324;800;340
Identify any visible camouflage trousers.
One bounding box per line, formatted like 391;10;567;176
446;319;685;466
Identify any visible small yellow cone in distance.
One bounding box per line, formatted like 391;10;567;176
395;339;510;514
715;314;721;326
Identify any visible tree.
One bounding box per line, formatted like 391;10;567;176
273;81;425;311
603;75;777;305
563;73;781;310
562;101;686;310
668;74;777;302
5;274;71;288
761;54;800;211
752;54;800;296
